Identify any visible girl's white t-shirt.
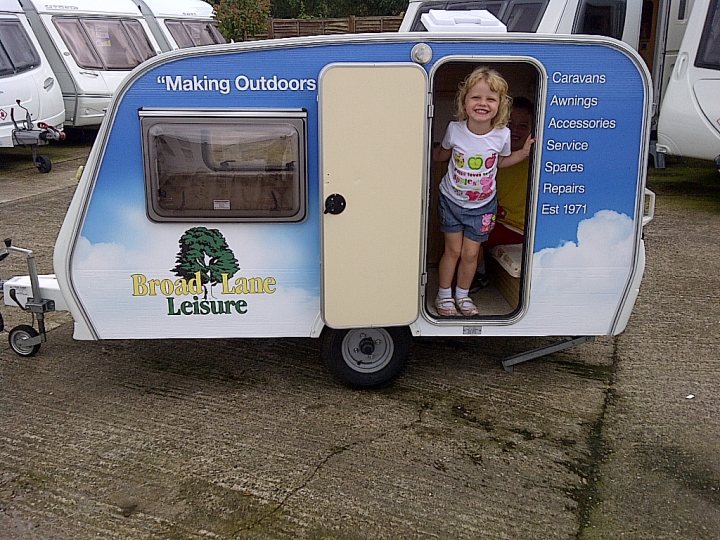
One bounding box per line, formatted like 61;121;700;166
440;121;511;209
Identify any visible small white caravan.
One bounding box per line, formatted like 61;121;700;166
135;0;225;52
0;0;64;170
17;0;162;127
0;11;657;388
401;0;720;166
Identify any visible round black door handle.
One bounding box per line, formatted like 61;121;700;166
324;193;346;215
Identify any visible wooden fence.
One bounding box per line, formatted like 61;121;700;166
250;15;404;40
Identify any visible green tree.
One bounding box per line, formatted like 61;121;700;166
210;0;271;40
172;227;240;298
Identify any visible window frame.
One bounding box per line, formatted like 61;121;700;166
695;0;720;71
572;0;627;40
52;16;156;71
164;20;194;48
140;109;308;223
164;19;226;48
0;20;41;77
503;0;548;31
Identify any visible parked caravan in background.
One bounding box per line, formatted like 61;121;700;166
18;0;161;127
135;0;225;52
656;0;720;167
400;0;720;166
0;0;64;169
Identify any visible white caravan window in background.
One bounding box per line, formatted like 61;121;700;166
165;20;226;48
53;17;156;70
574;0;626;40
410;1;549;32
695;0;720;70
141;113;307;222
504;0;548;31
0;20;41;76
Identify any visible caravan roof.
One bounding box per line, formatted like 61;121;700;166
21;0;145;16
136;0;223;51
0;0;23;13
137;0;215;19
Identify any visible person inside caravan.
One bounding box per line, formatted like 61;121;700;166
470;96;534;292
432;67;535;317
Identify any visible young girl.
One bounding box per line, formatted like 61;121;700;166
433;67;534;316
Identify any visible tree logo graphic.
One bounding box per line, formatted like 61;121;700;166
172;227;239;298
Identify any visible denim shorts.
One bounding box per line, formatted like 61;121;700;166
439;194;497;243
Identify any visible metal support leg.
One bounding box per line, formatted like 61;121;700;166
26;254;48;343
502;336;595;373
1;240;54;345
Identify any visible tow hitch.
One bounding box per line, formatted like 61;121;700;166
11;99;65;173
0;239;56;357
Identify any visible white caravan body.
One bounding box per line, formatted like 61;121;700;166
401;0;720;164
656;0;720;163
18;0;161;127
135;0;225;52
0;0;63;147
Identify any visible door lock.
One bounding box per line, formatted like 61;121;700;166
324;193;346;215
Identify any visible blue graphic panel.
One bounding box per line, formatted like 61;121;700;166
73;36;647;338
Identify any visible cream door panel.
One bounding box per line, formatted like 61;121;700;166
320;63;427;328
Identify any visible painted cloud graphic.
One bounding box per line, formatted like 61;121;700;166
533;210;635;295
72;208;637;339
484;210;637;336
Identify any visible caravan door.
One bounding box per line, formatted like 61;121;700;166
657;0;720;161
319;63;428;329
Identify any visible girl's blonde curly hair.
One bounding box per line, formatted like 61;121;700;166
455;66;512;128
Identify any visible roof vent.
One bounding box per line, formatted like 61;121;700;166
420;9;507;33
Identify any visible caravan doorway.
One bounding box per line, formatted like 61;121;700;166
425;60;540;321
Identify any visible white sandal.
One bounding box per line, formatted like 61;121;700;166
455;297;479;316
435;295;458;316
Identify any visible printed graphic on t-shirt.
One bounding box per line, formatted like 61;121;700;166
451;150;498;202
467;155;483;170
440;122;510;209
453;152;465;168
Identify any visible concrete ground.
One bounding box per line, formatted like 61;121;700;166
0;143;718;539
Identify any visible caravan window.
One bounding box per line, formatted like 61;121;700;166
53;17;156;70
122;20;156;61
504;0;547;31
696;0;720;70
141;112;307;223
165;20;226;48
573;0;626;40
0;20;41;76
410;0;549;32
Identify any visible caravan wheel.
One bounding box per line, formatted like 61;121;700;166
35;156;52;174
321;326;411;388
8;325;41;357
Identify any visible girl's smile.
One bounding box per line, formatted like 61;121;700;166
464;80;499;133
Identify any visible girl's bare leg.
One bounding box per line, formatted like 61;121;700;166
439;231;463;289
456;236;481;290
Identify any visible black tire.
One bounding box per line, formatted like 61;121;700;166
8;325;41;357
36;155;52;173
321;326;411;388
0;312;4;333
